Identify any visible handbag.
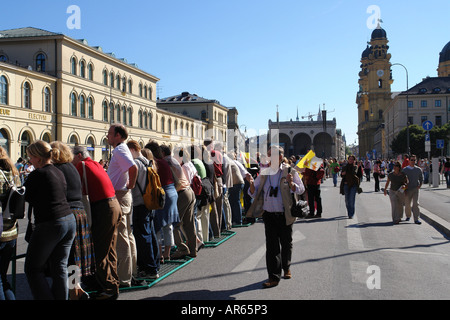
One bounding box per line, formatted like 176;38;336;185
81;161;92;226
290;191;309;218
0;170;26;220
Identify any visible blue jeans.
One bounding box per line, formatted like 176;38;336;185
344;184;357;218
0;239;16;300
25;214;76;300
132;205;159;273
229;183;244;225
332;173;338;187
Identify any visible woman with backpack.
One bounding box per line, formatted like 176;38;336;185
0;146;21;300
145;140;179;263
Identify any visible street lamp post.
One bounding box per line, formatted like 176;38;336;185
391;63;410;155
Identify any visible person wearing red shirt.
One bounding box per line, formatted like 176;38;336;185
72;146;121;300
301;165;325;218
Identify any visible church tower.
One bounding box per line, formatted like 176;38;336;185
356;23;393;158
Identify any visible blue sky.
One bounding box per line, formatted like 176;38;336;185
1;0;450;145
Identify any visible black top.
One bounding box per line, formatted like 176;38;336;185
54;162;84;209
24;164;71;224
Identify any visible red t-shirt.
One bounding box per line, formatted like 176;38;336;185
155;158;174;186
76;157;115;203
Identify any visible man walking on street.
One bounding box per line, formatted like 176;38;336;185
107;123;139;287
402;155;423;224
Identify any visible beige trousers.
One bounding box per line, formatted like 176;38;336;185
115;189;137;286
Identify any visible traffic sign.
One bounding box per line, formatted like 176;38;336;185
425;133;430;141
422;120;433;131
437;139;445;149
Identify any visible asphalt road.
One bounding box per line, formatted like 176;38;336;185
10;176;450;305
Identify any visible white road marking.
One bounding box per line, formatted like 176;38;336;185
231;230;305;274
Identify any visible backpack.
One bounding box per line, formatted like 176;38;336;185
0;170;26;220
191;174;203;196
136;159;166;211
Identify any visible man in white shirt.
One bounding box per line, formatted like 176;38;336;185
107;123;138;287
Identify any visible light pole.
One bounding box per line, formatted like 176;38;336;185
391;63;410;155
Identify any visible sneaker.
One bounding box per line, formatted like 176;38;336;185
131;277;148;287
405;218;410;222
415;220;422;225
137;270;159;280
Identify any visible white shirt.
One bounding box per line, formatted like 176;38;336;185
107;142;135;190
248;165;304;213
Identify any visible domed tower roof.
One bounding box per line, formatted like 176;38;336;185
371;26;387;40
439;41;450;63
361;45;372;59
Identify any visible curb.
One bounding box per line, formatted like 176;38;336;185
420;206;450;238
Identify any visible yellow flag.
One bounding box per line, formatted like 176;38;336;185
297;150;322;171
297;150;315;169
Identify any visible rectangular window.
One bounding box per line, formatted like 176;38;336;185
421;116;428;124
407;116;413;125
421;100;427;107
407;101;413;108
436;116;442;127
435;100;441;107
364;110;369;122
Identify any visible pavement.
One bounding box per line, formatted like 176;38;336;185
359;176;450;238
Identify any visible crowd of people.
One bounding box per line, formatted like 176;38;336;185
1;126;450;299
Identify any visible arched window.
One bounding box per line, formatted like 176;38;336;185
116;104;121;123
71;92;77;116
20;131;32;159
88;63;94;80
148;112;152;130
69;134;79;146
148;86;152;100
116;75;120;90
122;77;126;92
0;129;10;155
139;83;143;97
144;85;148;99
128;107;132;126
103;70;108;85
143;111;148;129
43;87;51;112
87;136;95;159
80;95;86;117
71;57;77;75
168;119;172;134
23;82;31;109
161;117;165;133
139;110;143;128
103;101;108;122
36;53;46;72
42;132;51;143
80;60;86;78
88;97;94;119
110;72;114;88
122;106;127;125
0;76;8;105
110;103;115;122
128;79;132;94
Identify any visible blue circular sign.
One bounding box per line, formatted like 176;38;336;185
422;120;433;131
